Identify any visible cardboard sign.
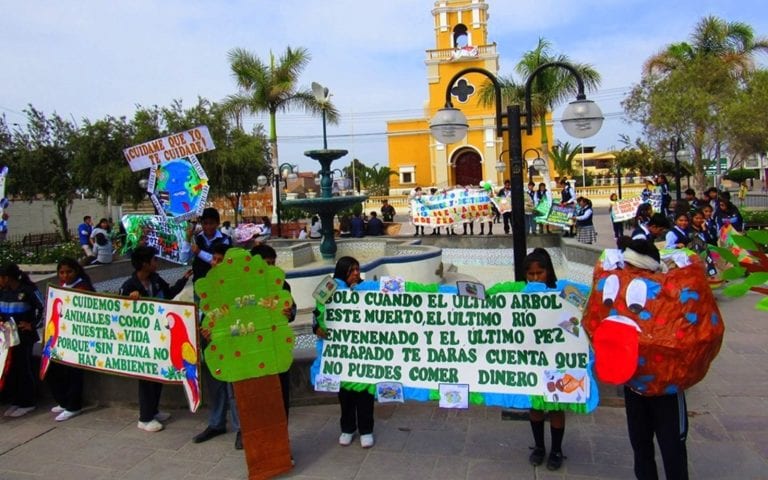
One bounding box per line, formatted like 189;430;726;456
318;290;589;399
41;286;201;411
121;215;189;264
123;126;215;171
146;155;209;220
411;188;495;226
194;248;294;383
612;197;644;222
540;203;575;228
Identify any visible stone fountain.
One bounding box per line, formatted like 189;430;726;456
281;148;367;260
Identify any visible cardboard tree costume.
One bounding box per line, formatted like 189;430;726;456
195;248;294;479
583;249;724;396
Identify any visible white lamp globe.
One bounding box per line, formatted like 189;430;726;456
561;99;604;139
429;107;469;144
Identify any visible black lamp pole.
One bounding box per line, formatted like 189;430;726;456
274;171;282;238
671;136;683;202
441;62;591;281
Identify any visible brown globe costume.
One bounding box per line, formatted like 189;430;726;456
583;251;724;395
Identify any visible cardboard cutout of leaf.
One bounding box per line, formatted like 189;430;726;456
744;272;768;288
195;248;294;382
710;246;739;265
722;282;751;297
730;234;759;252
746;229;768;246
721;266;746;281
756;296;768;312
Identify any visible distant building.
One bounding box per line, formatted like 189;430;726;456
386;0;553;195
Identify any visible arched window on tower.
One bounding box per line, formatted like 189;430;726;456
453;24;469;48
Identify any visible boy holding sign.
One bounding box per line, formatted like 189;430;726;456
120;246;191;432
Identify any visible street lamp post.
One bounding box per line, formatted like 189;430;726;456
670;136;684;202
523;148;543;184
430;62;603;280
312;82;332;150
258;163;297;238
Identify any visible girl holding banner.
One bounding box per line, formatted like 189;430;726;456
45;258;94;421
312;256;377;449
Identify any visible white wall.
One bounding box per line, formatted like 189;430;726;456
5;198;117;236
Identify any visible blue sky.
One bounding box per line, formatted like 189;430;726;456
1;0;767;174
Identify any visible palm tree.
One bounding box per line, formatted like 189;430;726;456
222;46;340;175
358;163;398;196
479;38;601;176
642;16;768;190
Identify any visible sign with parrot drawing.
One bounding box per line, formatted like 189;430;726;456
41;286;201;412
194;248;295;382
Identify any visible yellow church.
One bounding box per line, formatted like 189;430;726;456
386;0;554;194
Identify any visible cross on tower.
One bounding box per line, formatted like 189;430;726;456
450;79;475;103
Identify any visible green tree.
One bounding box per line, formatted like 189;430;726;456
549;141;579;177
5;107;78;239
71;115;143;208
722;70;768;160
624;16;768;191
479;38;601;175
223;47;339;178
357;163;397;196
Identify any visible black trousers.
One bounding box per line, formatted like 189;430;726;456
6;340;35;408
138;380;163;422
502;212;513;233
46;363;83;411
624;387;688;480
338;389;374;435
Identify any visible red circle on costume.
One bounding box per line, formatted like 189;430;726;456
259;362;265;369
675;330;685;339
245;256;251;262
227;258;233;264
200;293;207;299
271;325;277;331
654;354;663;362
244;266;250;272
258;269;263;275
655;318;666;325
235;351;241;357
215;368;221;375
219;279;224;284
219;354;224;360
208;321;214;328
257;335;263;342
286;337;292;343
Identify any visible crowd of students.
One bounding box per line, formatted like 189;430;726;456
627;182;744;252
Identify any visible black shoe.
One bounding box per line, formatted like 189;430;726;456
529;446;545;466
193;426;226;443
234;431;243;450
546;451;563;471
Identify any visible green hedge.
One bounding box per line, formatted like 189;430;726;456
0;241;83;265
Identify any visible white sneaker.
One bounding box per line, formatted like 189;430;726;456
55;410;81;422
9;406;35;418
338;432;354;446
51;405;65;414
154;411;171;422
137;419;164;432
3;405;18;417
360;434;375;449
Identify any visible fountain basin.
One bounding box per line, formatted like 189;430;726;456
270;238;442;310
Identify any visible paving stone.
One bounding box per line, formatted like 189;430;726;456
404;429;466;455
429;455;470;480
356;451;436;480
689;441;768;479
